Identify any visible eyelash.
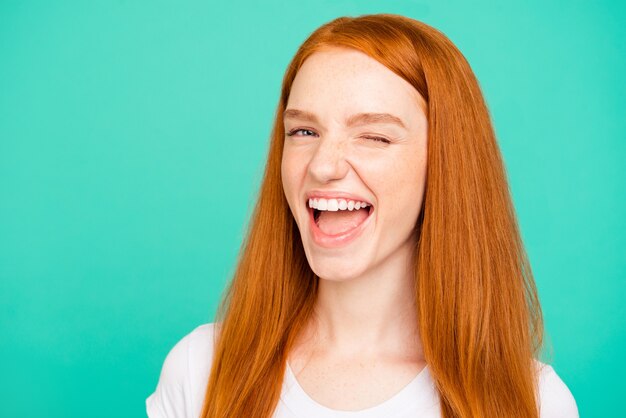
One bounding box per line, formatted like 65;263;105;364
286;128;390;144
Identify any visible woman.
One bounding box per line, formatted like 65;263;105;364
147;14;579;418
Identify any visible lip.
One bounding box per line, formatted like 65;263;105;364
307;204;374;249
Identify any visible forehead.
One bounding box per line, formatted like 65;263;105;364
287;47;425;123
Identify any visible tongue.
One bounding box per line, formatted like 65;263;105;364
317;208;369;235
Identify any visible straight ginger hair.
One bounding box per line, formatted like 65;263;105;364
201;13;544;418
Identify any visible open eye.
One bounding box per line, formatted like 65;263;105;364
286;128;318;137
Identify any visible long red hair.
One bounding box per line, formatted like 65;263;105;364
201;14;544;418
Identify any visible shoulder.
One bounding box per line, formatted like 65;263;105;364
534;359;579;418
146;323;220;418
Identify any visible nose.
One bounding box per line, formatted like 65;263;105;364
307;136;350;183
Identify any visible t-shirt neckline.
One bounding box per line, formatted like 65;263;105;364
281;361;432;417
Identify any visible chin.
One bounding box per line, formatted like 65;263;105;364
309;259;367;282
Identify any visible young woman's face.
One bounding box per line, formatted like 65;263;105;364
281;47;428;281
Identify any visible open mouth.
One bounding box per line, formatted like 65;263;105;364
307;199;374;237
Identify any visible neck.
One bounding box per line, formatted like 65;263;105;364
306;241;423;360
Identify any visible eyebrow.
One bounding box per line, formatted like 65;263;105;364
283;108;407;130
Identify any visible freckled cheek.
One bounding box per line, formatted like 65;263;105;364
368;157;426;217
281;151;308;206
281;157;296;201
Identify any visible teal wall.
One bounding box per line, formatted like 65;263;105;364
1;1;623;417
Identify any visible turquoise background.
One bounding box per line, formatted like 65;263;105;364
1;1;623;416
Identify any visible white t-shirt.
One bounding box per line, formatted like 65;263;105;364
146;323;579;418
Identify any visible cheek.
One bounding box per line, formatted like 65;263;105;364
281;148;305;203
369;151;427;217
281;158;293;201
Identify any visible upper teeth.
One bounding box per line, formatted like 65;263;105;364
308;198;371;211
